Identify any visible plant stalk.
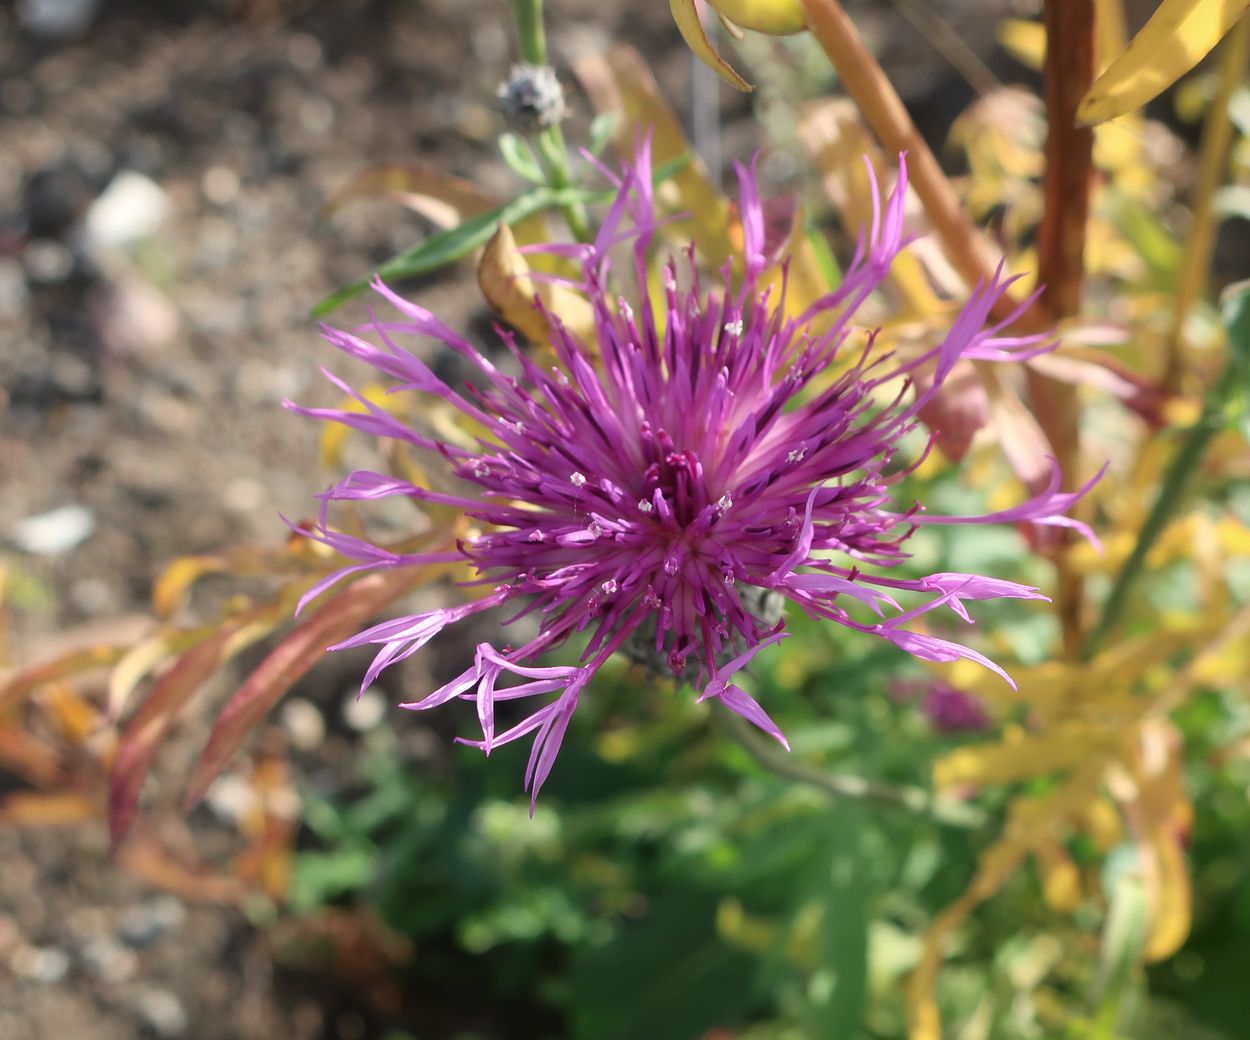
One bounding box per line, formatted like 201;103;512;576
798;0;1046;330
1084;373;1231;657
799;0;1090;655
1032;0;1095;658
509;0;591;241
715;706;986;829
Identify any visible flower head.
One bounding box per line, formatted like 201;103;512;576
495;63;566;134
891;677;990;733
292;146;1091;807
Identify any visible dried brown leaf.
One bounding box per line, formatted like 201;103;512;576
182;567;423;810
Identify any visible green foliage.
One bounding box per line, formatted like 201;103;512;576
310;155;693;318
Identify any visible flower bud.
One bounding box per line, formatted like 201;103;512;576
495;63;566;134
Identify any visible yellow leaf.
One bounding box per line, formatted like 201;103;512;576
1144;829;1193;960
318;383;394;470
1111;721;1194;960
934;724;1110;787
574;46;735;259
108;625;221;720
0;791;101;827
1218;515;1250;555
1036;839;1084;912
1095;0;1130;68
739;197;831;317
669;0;754;91
0;644;132;716
1080;797;1125;851
1078;0;1250;125
909;767;1102;1039
478;223;595;348
709;0;806;34
998;18;1046;70
799;99;943;318
907;839;1029;1040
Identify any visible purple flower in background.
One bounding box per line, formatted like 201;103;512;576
921;682;990;733
292;146;1092;806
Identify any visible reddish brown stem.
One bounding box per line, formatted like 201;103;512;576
1032;0;1095;658
799;0;1023;314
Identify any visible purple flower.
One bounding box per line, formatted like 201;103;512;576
291;146;1093;807
890;676;989;733
921;682;991;733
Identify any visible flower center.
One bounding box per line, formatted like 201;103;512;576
638;423;716;528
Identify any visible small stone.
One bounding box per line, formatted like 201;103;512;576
0;259;30;317
80;935;137;982
132;987;187;1038
0;915;19;956
287;32;323;70
298;97;334;134
0;79;35;115
118;896;186;948
70;576;116;615
281;698;326;751
201;166;240;206
341;688;386;732
17;0;101;38
203;775;256;824
82;171;170;252
92;277;179;355
22;238;74;284
10;944;70;983
10;503;95;555
222;477;266;515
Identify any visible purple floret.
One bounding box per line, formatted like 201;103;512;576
290;144;1095;806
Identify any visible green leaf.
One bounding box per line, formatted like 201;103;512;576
809;815;869;1037
650;152;693;186
1110;194;1184;287
1089;846;1151;1038
499;132;546;184
588;112;619;157
310;187;563;317
1220;280;1250;424
311;158;692;319
1220;278;1250;362
287;845;377;911
805;225;842;289
569;890;757;1040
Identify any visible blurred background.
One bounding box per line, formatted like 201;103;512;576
3;1;1249;1039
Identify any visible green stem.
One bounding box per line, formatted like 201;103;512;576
1084;370;1234;657
714;705;986;829
510;0;546;64
508;0;591;241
